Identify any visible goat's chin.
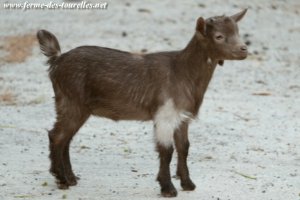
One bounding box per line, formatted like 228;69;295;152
226;53;248;60
235;55;247;60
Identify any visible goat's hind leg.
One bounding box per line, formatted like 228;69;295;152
62;137;81;185
49;99;89;189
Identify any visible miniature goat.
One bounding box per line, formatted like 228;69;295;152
37;9;248;197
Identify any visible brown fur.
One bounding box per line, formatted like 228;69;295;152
37;9;248;197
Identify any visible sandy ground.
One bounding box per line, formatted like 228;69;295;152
0;0;299;199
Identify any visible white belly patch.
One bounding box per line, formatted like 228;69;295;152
153;99;192;147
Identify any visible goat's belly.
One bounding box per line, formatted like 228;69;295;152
91;104;152;121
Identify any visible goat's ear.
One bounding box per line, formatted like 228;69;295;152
196;17;206;36
230;9;247;22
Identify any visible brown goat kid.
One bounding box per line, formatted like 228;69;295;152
37;9;248;197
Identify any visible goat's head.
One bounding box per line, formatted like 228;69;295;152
196;9;248;60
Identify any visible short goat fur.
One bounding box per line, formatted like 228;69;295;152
37;9;248;197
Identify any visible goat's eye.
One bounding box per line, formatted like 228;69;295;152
215;35;224;40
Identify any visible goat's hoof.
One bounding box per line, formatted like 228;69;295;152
181;179;196;191
66;173;80;186
161;185;177;197
57;181;70;190
56;176;78;188
67;176;78;186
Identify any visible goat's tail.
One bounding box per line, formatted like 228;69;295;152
37;30;61;65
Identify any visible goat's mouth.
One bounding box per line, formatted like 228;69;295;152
231;51;248;60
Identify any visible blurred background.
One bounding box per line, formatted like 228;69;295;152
0;0;299;199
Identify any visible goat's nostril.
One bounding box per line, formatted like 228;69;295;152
241;45;248;51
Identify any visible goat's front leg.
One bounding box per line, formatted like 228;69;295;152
156;143;177;197
174;122;196;191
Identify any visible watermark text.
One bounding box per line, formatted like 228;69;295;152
3;1;108;11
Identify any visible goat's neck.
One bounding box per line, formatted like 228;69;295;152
174;34;218;115
177;34;217;83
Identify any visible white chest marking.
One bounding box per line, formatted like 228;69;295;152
153;99;192;147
